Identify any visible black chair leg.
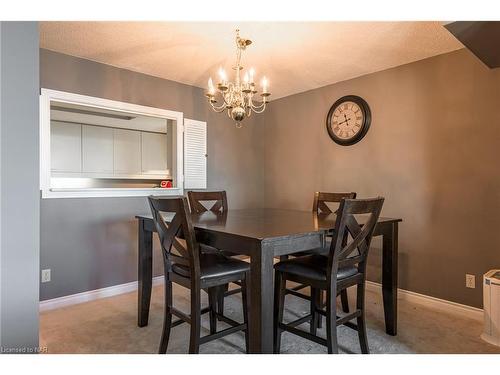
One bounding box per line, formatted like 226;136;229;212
189;289;201;354
241;273;250;354
310;287;319;335
318;290;347;328
159;279;173;354
340;289;350;313
326;289;339;354
207;287;217;334
317;290;324;329
217;284;228;318
273;272;286;354
356;283;369;354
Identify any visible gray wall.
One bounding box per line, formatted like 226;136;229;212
40;49;265;300
0;22;40;350
263;48;500;308
41;47;500;309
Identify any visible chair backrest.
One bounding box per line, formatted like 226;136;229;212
312;191;357;214
148;196;200;278
327;197;384;281
187;190;228;214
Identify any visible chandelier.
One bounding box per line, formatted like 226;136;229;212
205;29;271;127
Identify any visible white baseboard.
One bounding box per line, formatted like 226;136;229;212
40;276;483;322
365;281;483;321
39;276;165;312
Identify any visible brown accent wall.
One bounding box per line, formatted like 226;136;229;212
263;49;500;308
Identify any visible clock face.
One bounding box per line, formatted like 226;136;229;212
330;101;364;140
326;95;371;146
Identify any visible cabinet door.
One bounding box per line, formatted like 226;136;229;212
82;125;114;173
113;129;141;174
51;121;82;173
141;132;168;175
184;119;207;189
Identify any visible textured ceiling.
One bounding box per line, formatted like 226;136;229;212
40;22;463;99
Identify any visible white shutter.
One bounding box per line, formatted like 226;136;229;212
184;119;207;189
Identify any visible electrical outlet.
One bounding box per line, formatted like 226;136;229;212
41;269;51;283
466;274;475;289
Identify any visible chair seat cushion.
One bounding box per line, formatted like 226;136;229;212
172;252;249;281
274;254;357;282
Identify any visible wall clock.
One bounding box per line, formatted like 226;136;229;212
326;95;371;146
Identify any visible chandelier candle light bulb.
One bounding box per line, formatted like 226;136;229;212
262;77;269;94
208;78;215;96
206;29;271;127
218;68;227;83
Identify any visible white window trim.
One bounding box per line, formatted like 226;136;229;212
40;89;184;199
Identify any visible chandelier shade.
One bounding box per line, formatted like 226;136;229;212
206;29;271;127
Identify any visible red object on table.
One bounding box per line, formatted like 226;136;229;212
160;180;173;188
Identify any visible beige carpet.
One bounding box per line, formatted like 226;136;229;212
40;284;500;354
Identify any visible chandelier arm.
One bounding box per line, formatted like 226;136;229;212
246;92;262;108
211;106;228;113
246;94;258;110
209;100;228;112
250;101;266;111
251;103;267;114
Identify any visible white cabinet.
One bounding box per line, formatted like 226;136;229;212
50;121;82;173
141;132;168;175
50;123;172;179
113;129;141;174
82;125;114;174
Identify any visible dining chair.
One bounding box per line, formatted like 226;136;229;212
273;197;384;354
285;192;357;317
186;191;232;258
187;190;228;214
148;196;250;354
186;190;243;318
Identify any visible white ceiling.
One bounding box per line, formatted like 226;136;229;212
40;22;463;99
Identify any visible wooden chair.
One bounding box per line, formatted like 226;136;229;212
187;190;228;214
274;197;384;354
313;191;357;215
187;191;230;258
186;190;242;317
148;196;250;354
285;192;357;317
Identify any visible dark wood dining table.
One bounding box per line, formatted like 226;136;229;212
136;208;401;353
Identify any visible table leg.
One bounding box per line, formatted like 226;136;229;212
382;222;398;336
248;243;274;353
138;219;153;327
